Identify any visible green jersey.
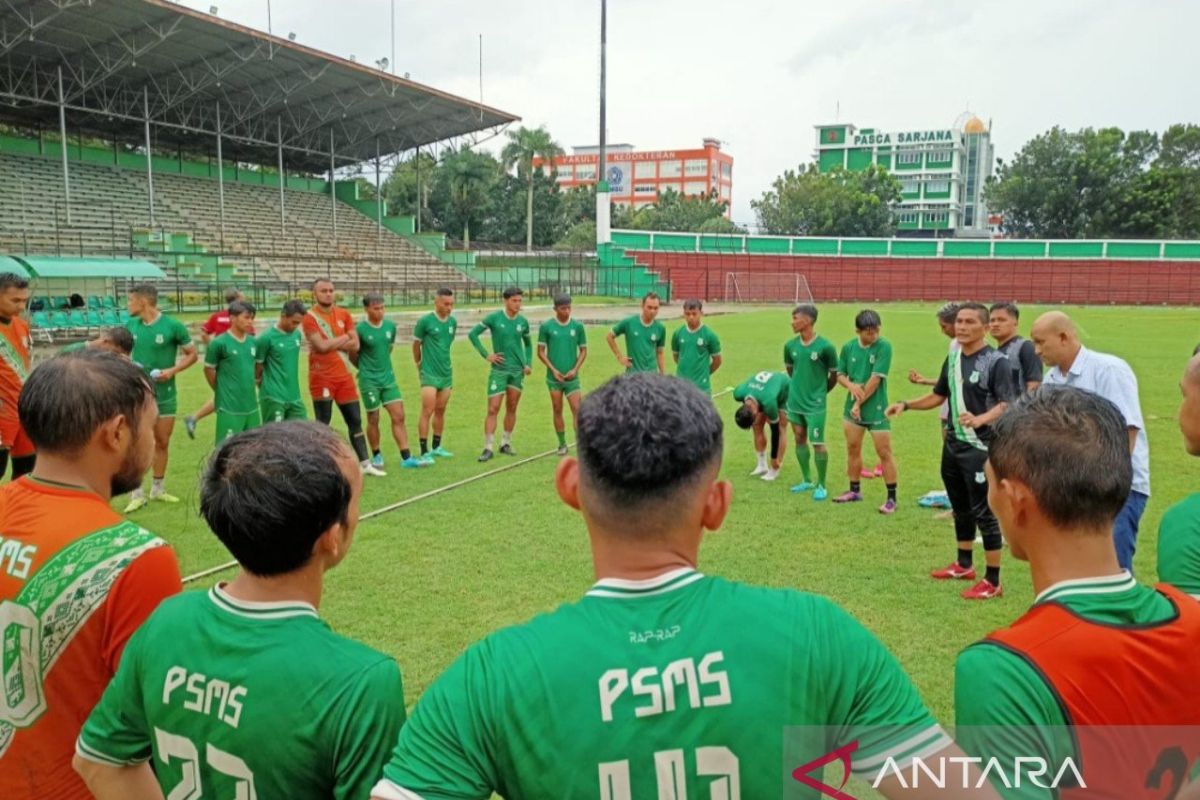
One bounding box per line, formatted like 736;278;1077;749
469;310;532;375
77;586;406;800
612;314;667;373
783;334;837;415
1158;493;1200;597
836;337;893;420
374;570;947;799
59;341;87;354
538;317;587;377
733;370;790;422
255;325;303;404
413;311;457;384
204;332;259;415
355;319;398;387
127;311;191;376
672;324;722;393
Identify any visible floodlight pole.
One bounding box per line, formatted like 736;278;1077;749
415;147;422;234
144;86;155;228
277;117;286;236
330;128;338;247
215;101;226;246
56;65;71;225
390;0;396;75
375;138;383;244
595;0;610;246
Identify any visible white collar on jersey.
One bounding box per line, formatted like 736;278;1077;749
1034;570;1135;605
586;567;704;599
209;583;319;620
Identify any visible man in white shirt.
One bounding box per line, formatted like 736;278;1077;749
1031;311;1149;570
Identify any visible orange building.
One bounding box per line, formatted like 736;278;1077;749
534;138;733;216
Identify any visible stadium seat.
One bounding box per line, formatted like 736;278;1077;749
86;309;103;328
68;309;88;332
100;308;119;325
51;296;69;310
102;296;116;308
50;311;70;330
117;309;131;323
87;295;102;309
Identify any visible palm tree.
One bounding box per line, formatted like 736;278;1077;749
501;126;564;251
444;149;495;250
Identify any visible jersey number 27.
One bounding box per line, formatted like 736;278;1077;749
600;746;740;799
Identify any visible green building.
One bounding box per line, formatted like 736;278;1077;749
814;115;994;237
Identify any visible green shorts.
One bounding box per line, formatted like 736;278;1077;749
154;382;177;417
420;372;453;391
843;413;891;432
260;398;308;423
362;382;403;412
487;369;524;396
786;409;827;444
215;410;261;444
546;376;582;396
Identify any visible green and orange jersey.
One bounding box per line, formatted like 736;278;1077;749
0;476;182;799
0;315;31;418
301;305;355;382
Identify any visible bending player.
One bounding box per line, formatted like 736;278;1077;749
1157;352;1200;599
203;301;261;444
537;293;587;456
302;278;383;476
256;300;308;423
412;287;457;462
833;309;899;513
783;304;838;500
671;299;722;393
733;370;790;481
469;287;531;462
606;291;665;373
184;286;244;439
125;283;197;511
353;293;422;469
0;272;34;480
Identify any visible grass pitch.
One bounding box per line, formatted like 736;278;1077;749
121;302;1198;723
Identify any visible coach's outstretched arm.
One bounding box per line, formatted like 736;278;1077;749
886;391;946;417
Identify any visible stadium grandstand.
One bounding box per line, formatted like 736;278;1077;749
0;0;519;314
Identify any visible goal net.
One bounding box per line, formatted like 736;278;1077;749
723;272;813;304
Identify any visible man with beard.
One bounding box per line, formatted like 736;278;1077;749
0;350;182;799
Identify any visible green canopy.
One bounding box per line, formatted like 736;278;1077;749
0;256;33;278
14;256;165;279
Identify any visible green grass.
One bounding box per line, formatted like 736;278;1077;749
126;302;1197;724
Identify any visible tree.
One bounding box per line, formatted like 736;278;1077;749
622;189;741;233
500;126;565;251
488;172;564;247
752;165;901;236
433;148;498;250
381;151;438;231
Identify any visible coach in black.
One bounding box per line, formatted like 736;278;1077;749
887;302;1019;601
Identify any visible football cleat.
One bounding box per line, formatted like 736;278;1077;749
878;498;898;515
150;492;180;504
400;457;422;469
931;562;977;580
371;453;385;469
184;415;197;440
499;444;516;456
962;579;1003;600
418;453;436;466
812;486;828;501
832;490;863;503
361;464;387;477
556;445;569;456
478;449;494;463
789;481;815;493
123;495;148;513
750;463;768;477
760;469;780;482
430;446;454;458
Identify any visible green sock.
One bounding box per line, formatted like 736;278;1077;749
795;444;812;482
556;430;567;447
815;449;829;487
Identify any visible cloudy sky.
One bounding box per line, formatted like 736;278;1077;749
182;0;1198;228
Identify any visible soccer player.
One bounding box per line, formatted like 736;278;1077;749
2;351;181;799
469;287;532;462
537;293;588;456
371;373;988;800
74;422;406;800
302;278;384;476
0;271;33;480
1032;310;1149;571
203;300;261;444
988;301;1042;391
671;298;722;393
606;291;666;374
887;302;1018;600
124;283;198;511
833;309;899;514
256;299;308;423
783;303;838;500
353;293;422;469
413;287;457;461
59;326;135;356
733;369;790;481
1158;352;1200;598
957;387;1200;796
184;287;244;439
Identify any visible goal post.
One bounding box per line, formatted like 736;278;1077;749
723;272;813;304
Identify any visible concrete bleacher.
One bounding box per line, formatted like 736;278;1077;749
0;152;470;291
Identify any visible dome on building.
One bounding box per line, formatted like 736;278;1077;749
963;116;987;134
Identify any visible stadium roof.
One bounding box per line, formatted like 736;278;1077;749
0;0;520;172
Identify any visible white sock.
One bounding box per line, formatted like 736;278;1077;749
763;467;780;480
501;431;512;446
360;459;371;469
151;478;164;496
484;434;494;449
756;451;767;467
131;487;145;500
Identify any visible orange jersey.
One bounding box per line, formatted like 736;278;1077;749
302;306;355;381
0;316;31;417
0;477;182;799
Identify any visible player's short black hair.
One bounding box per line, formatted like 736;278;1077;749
642;292;660;304
228;301;256;318
0;272;29;292
990;302;1020;319
201;422;354;577
130;283;158;304
362;292;385;307
957;302;989;324
683;299;703;312
223;287;242;304
792;303;818;322
20;350;153;454
502;286;523;300
282;299;307;317
576;373;722;523
936;302;961;324
553;293;572;308
989;386;1131;530
100;326;134;355
855;309;882;330
436;287;455;297
312;277;333;289
734;403;757;430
